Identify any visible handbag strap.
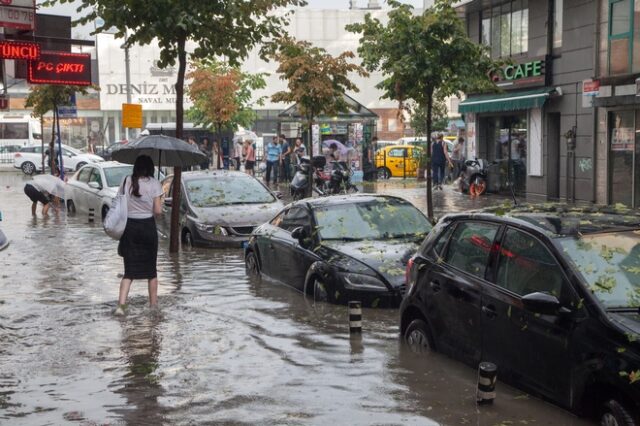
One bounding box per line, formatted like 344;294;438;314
120;176;128;196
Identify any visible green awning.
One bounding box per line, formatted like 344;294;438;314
458;88;555;114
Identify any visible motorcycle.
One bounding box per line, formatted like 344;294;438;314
458;158;489;196
290;156;358;200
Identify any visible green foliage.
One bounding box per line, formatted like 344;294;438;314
186;59;267;133
347;0;502;218
267;36;368;125
24;85;92;118
409;96;449;136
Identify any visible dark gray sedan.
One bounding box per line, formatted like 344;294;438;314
158;170;284;248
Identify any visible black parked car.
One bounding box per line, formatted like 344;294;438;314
245;195;432;307
400;205;640;425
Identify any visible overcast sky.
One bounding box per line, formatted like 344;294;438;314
38;0;424;39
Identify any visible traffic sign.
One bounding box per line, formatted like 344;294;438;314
58;93;77;118
122;103;143;128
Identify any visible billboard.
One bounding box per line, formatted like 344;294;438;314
28;51;92;86
0;0;35;31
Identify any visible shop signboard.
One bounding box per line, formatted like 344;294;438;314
0;40;39;60
122;103;143;128
492;56;549;90
612;127;634;151
0;0;35;31
28;51;92;86
583;79;600;97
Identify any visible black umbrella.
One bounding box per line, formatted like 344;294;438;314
111;134;206;168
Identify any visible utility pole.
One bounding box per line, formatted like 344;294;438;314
124;33;132;141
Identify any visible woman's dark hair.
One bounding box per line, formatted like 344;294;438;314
131;155;155;197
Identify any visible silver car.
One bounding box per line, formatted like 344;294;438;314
158;170;284;248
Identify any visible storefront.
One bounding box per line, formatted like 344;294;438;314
460;84;556;196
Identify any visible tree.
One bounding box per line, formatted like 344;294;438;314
187;60;267;149
347;0;502;219
268;36;368;195
409;96;449;136
48;0;306;252
25;85;92;174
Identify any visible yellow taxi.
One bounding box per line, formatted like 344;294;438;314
375;145;424;179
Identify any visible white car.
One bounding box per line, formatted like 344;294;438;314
65;161;164;220
14;144;104;175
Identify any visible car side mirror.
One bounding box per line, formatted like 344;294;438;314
291;226;309;245
88;181;101;190
164;198;172;207
522;292;562;316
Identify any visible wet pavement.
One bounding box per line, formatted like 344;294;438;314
0;171;592;425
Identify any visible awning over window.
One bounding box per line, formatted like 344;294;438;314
458;88;556;114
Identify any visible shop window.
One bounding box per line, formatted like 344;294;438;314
607;0;634;75
553;0;563;49
608;110;640;207
482;0;528;58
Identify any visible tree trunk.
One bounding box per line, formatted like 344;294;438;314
306;118;313;197
169;35;187;253
425;88;434;221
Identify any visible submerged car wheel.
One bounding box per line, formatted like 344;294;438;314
404;319;433;354
245;251;260;276
75;162;87;171
600;399;636;426
67;200;76;214
313;278;329;303
182;230;194;248
101;206;109;221
377;167;391;180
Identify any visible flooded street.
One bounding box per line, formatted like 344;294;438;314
0;172;592;425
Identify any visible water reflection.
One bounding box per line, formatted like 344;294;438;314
111;313;165;425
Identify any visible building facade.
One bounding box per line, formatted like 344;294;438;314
459;0;597;202
592;0;640;207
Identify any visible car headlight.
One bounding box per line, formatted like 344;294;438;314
195;222;228;235
342;273;387;291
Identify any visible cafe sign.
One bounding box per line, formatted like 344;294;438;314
493;57;549;89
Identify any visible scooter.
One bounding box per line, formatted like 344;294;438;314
326;161;358;195
458;158;489;196
290;156;328;200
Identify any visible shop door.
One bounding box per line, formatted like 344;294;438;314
489;115;527;194
609;111;635;206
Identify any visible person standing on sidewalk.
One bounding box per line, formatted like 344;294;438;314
265;138;281;185
243;139;255;176
199;137;211;171
451;137;465;180
293;138;306;163
281;135;292;183
114;155;163;316
431;133;453;190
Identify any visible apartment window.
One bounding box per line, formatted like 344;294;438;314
553;0;563;48
608;0;637;75
482;0;528;58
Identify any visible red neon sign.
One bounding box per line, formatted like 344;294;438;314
28;51;92;86
0;40;39;60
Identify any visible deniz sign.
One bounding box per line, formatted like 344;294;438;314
0;40;39;60
28;51;92;86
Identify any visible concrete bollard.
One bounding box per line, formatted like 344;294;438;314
349;301;362;334
88;208;95;223
476;362;497;404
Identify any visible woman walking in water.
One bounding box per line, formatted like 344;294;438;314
114;155;163;315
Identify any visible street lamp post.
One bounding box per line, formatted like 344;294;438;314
123;34;132;141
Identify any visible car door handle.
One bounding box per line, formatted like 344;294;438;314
482;305;497;319
429;281;441;293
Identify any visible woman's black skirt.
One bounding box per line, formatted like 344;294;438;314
118;217;158;280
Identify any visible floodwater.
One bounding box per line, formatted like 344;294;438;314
0;172;592;425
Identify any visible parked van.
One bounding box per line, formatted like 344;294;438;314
0;116;42;163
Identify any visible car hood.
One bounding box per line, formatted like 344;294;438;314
191;202;282;226
320;238;421;288
79;153;104;162
609;312;640;337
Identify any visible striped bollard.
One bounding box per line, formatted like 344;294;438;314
349;301;362;334
476;362;497;404
88;208;95;223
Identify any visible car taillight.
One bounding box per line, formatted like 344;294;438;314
405;257;415;285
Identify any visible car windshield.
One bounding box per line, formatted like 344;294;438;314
64;145;80;155
104;166;133;187
185;176;275;207
314;198;431;241
559;231;640;309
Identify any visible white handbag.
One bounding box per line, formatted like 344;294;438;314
103;176;129;240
